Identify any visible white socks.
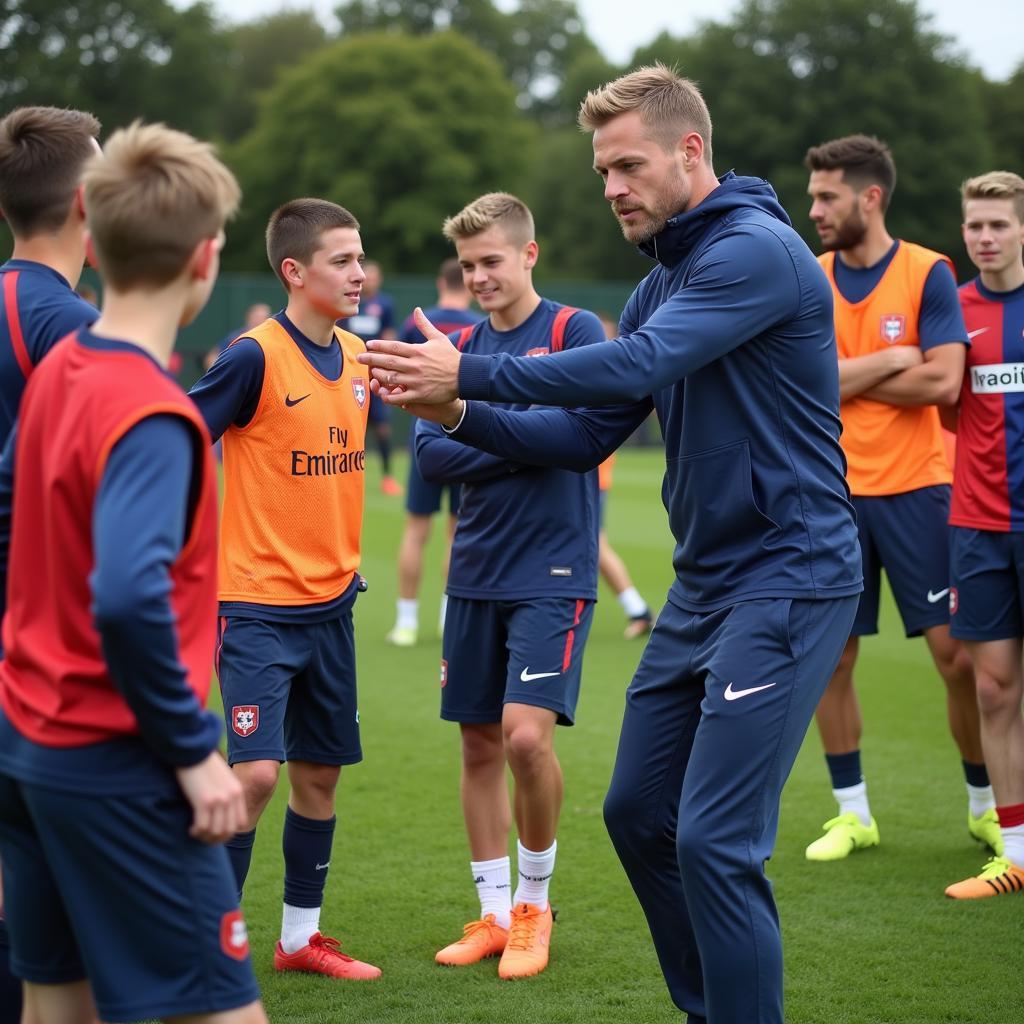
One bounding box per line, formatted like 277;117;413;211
833;782;871;826
471;855;512;929
512;839;557;911
1002;824;1024;868
966;783;996;819
395;598;418;631
280;904;321;953
617;586;647;618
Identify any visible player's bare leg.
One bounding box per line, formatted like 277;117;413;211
435;723;511;967
232;759;281;829
947;638;1024;897
967;639;1024;805
924;624;984;763
21;980;96;1024
499;703;560;978
460;723;511;860
598;531;652;639
167;1000;267;1024
814;637;862;754
388;513;432;646
806;638;879;860
924;625;1000;853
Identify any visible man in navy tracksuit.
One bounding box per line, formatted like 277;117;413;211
361;67;862;1024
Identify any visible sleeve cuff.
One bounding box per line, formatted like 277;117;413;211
441;401;469;434
458;353;493;399
448;400;493;445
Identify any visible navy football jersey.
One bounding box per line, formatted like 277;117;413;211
0;259;98;444
416;299;603;600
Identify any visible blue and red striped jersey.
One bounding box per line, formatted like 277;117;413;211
951;277;1024;530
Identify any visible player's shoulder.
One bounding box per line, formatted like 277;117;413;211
334;325;366;354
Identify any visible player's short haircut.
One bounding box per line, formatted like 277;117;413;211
804;135;897;210
266;198;360;289
442;192;535;248
961;170;1024;223
83;121;239;290
0;106;101;237
577;63;713;165
438;257;466;291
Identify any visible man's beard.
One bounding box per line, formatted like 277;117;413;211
823;207;868;252
615;173;690;245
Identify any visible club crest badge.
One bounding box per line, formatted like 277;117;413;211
880;314;906;344
525;347;550;357
440;659;448;688
232;705;259;737
220;910;250;961
352;377;367;408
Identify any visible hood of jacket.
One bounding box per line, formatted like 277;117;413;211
639;171;792;269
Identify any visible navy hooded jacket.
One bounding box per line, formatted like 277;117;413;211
450;173;863;613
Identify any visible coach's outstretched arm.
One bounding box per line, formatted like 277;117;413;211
359;226;800;407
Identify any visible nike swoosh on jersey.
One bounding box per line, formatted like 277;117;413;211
967;327;989;339
520;667;560;682
723;681;776;701
285;393;311;407
927;588;950;603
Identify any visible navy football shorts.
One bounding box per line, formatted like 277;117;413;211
950;526;1024;641
0;770;259;1021
851;485;951;637
440;596;594;725
217;614;362;766
406;450;459;517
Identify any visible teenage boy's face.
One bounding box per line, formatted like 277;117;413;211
962;197;1024;276
302;227;366;320
455;225;535;316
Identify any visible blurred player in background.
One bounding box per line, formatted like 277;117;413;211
0;121;265;1024
595;312;654;639
189;198;380;981
339;259;402;494
0;103;102;1024
417;193;604;980
945;171;1024;899
804;135;995;862
386;258;480;646
204;301;273;371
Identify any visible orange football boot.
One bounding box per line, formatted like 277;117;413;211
945;857;1024;899
497;902;553;980
435;913;509;966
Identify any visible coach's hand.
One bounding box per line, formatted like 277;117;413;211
176;750;248;844
359;308;461;406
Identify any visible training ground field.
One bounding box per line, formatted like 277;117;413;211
224;448;1023;1024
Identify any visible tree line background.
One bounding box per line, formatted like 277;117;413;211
2;0;1022;282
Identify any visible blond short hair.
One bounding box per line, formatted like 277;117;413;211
961;170;1024;223
442;192;535;247
577;63;713;164
83;121;240;289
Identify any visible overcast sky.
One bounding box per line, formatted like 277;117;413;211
202;0;1023;81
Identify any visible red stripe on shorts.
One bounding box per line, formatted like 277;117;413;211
561;599;585;672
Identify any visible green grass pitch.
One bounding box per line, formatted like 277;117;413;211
222;448;1023;1023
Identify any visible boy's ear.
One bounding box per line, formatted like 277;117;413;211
74;183;87;221
84;230;98;269
193;236;219;281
